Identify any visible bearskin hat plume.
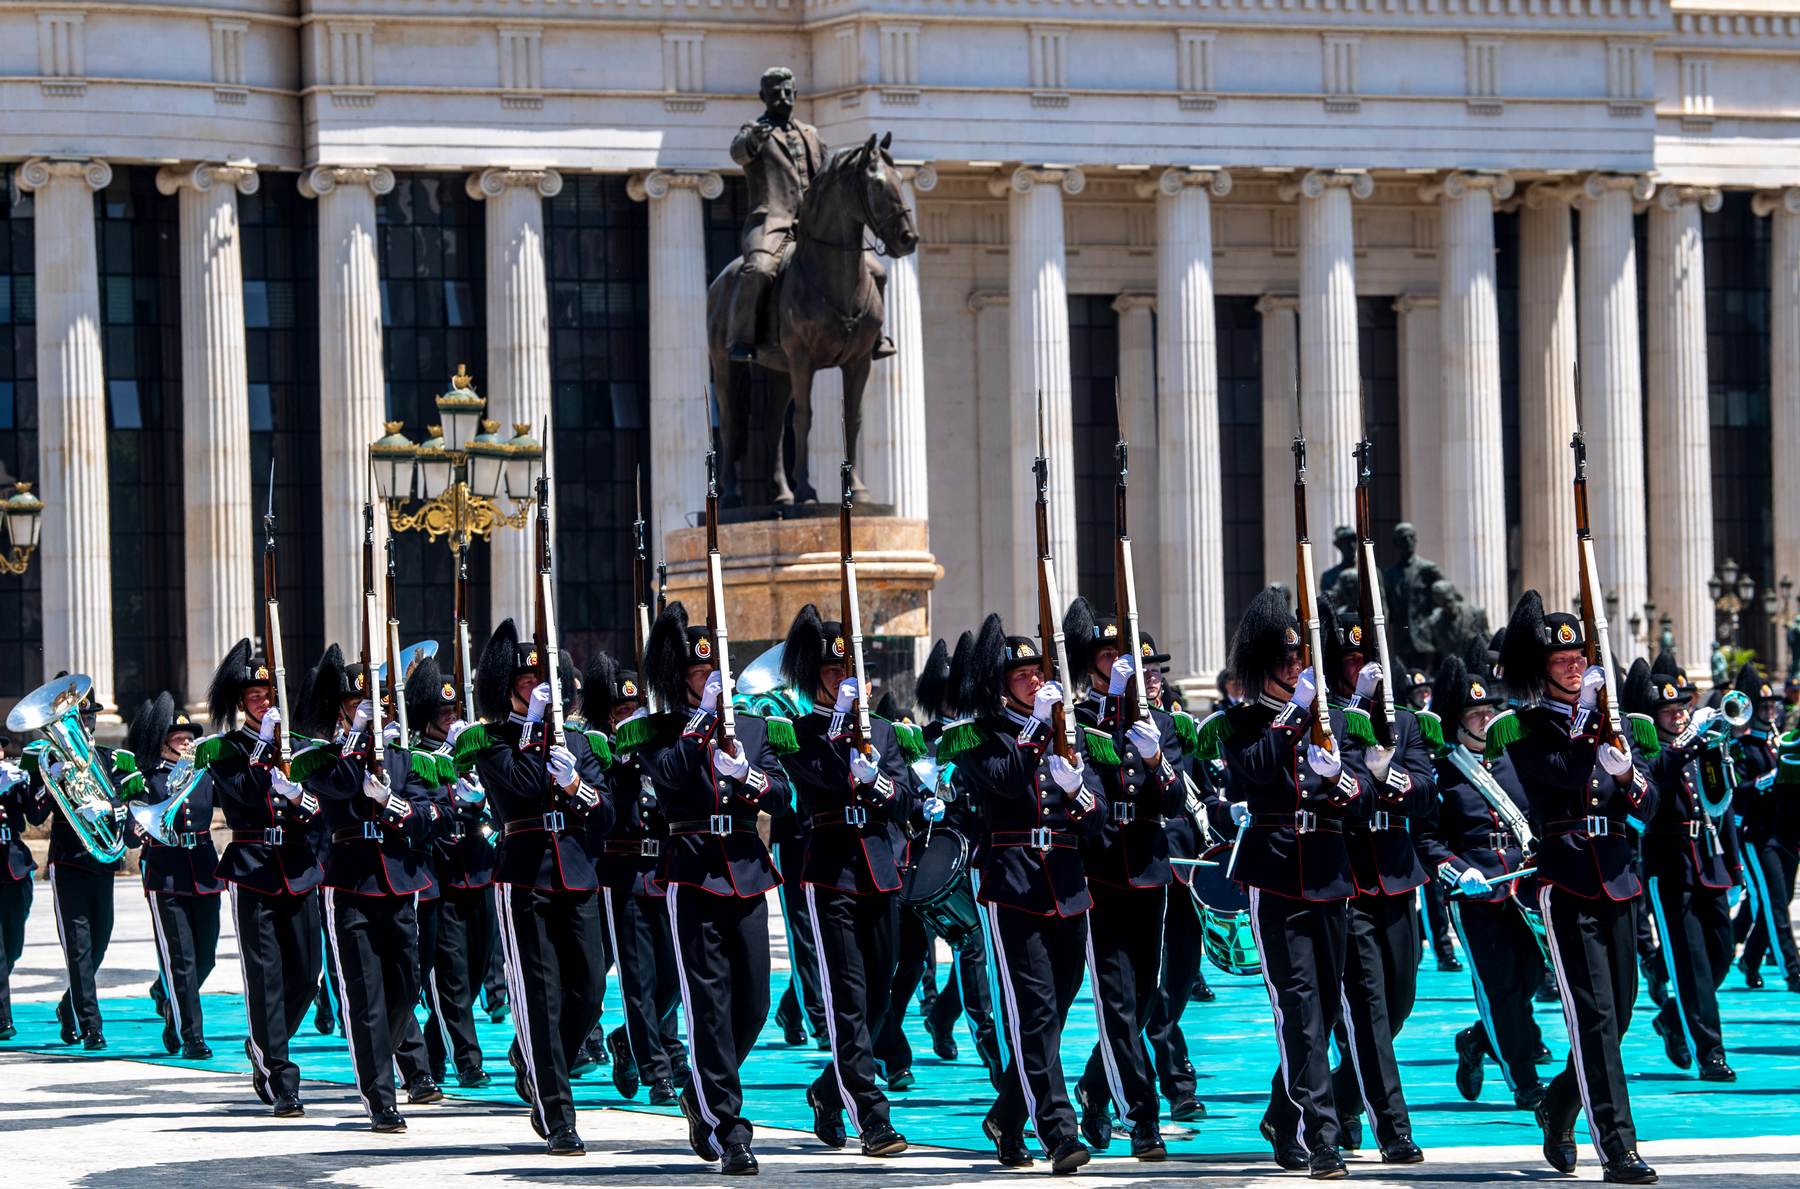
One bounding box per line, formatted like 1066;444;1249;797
1651;650;1680;680
1622;657;1656;718
914;638;951;722
1500;590;1550;702
206;638;255;731
1431;655;1469;731
1062;596;1100;690
1230;586;1300;698
644;601;695;715
945;630;977;720
127;691;177;763
780;603;828;698
405;654;450;729
582;651;621;723
475;619;521;723
297;644;350;739
964;614;1008;717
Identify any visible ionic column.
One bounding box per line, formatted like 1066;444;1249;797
864;164;933;518
1112;292;1160;632
629;170;724;554
156;163;260;701
1256;294;1299;590
993;166;1083;570
968;291;1029;625
15;158;114;701
1756;188;1800;622
1520;184;1580;612
1423;172;1514;623
301;165;395;648
469;168;562;618
1393;295;1442;552
1279;170;1373;536
1575;172;1655;661
1647;186;1722;669
1148;167;1232;680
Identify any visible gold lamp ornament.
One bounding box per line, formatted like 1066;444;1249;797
0;482;44;576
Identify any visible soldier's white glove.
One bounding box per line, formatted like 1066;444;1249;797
1291;667;1319;712
849;746;881;785
1306;742;1342;779
447;719;473;746
1454;866;1493;896
453;777;485;806
1365;744;1394;783
525;683;552;724
1031;682;1064;724
257;706;282;743
351;700;373;732
1578;665;1608;710
922;796;946;823
1126;720;1163;764
834;677;860;714
76;798;112;823
361;771;391;806
1108;655;1137;697
1598;742;1634;779
1354;662;1384;701
46;759;68;783
1692;706;1727;743
0;760;24;792
548;744;579;792
1049;753;1084;793
270;770;306;804
712;743;749;781
382;720;402;746
1229;801;1252;829
700;672;724;713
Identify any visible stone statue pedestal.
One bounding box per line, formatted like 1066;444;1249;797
662;515;940;647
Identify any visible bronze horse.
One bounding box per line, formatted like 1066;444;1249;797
707;132;918;506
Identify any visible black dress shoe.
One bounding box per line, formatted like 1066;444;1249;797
181;1041;213;1060
1261;1119;1309;1171
1653;1011;1692;1070
1786;973;1800;995
807;1085;846;1149
1338;1112;1362;1153
1514;1082;1549;1111
775;995;806;1046
0;1022;15;1041
1169;1093;1205;1121
245;1039;272;1105
162;1018;180;1055
408;1078;444;1105
608;1026;640;1098
81;1031;106;1052
649;1077;678;1106
1050;1138;1091;1174
1455;1025;1485;1101
508;1043;534;1106
1536;981;1563;1003
1740;956;1765;989
55;997;77;1045
860;1123;907;1157
679;1089;717;1161
1537;1099;1577;1173
457;1067;491;1089
926;1016;958;1060
1602;1150;1658;1184
1309;1146;1348;1179
1382;1137;1425;1164
1130;1124;1167;1161
1075;1081;1112;1151
487;993;511;1023
1699;1056;1737;1082
720;1143;759;1175
1536;1041;1555;1064
885;1067;914;1092
547;1126;586;1156
370;1108;407;1134
271;1094;304;1118
570;1031;603;1078
1437;949;1465;973
313;989;335;1035
984;1113;1033;1168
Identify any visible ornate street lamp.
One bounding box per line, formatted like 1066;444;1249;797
1709;558;1756;648
0;482;45;576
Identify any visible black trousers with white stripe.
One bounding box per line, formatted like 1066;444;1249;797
496;883;605;1137
1740;838;1799;977
807;884;897;1135
50;865;115;1036
603;887;684;1086
1077;881;1165;1131
230;884;321;1102
1251;889;1349;1155
1648;876;1731;1066
422;884;491;1081
775;842;827;1040
322;889;420;1118
1325;891;1418;1148
669;886;771;1156
1540;885;1640;1163
148;891;220;1048
1144;880;1205;1102
0;876;31;1028
988;904;1087;1150
1452;897;1545;1095
875;887;999;1076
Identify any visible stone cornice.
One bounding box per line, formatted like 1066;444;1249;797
1417;170;1515;203
154;162;261;198
15;157;112;193
988;166;1085;199
1277;169;1374;202
466;167;564;201
298;165;395;198
1655;183;1723;212
626;170;724;201
1752;187;1800;216
1523;180;1580;209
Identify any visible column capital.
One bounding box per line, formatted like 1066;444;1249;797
627;170;724;203
1753;187;1800;217
16;157;111;194
155;162;260;199
1392;292;1440;314
1139;167;1232;201
900;162;939;192
1418;171;1515;204
299;166;395;200
988;166;1084;199
1523;180;1580;210
1112;292;1156;314
1277;169;1373;203
966;289;1010;314
1255;292;1299;315
1655;184;1723;214
466;167;563;202
1576;172;1654;207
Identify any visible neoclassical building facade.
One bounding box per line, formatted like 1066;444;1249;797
1;0;1797;710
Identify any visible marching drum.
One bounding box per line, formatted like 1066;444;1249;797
899;826;981;951
1189;842;1261;976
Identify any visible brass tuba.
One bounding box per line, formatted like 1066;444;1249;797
8;673;128;863
127;747;203;846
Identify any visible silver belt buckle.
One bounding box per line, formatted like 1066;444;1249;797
1686;820;1702;838
0;825;10;843
361;820;381;841
543;810;567;833
1029;826;1054;851
1294;809;1317;835
1488;832;1509;851
1586;815;1610;837
1113;802;1137;825
1372;810;1392;831
180;831;198;848
709;813;733;837
845;806;869;827
641;838;661;858
266;826;284;846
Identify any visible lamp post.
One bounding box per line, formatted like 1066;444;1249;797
1763;574;1795;679
1707;557;1757;649
0;482;44;575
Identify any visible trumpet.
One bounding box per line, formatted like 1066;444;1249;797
128;747;204;846
1722;689;1754;729
7;674;128;863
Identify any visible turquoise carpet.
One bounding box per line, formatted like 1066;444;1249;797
7;954;1799;1155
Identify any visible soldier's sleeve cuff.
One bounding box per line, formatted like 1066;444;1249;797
571;783;601;813
681;710;717;741
1625;766;1650;808
1382;766;1412;802
741;766;771;796
1329;770;1360;805
1070;787;1098;820
1271;703;1306;734
1015;718;1048;753
379;793;412;827
295;791;320;818
1156;757;1178;789
865;773;896;803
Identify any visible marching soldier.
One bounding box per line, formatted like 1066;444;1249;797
208;638;325;1117
633;600;795;1175
474;620;612;1156
1498;592;1657;1185
1062;600;1181;1162
0;735;45;1040
127;694;222;1059
1733;664;1799;991
947;613;1105;1175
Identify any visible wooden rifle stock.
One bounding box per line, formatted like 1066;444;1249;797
534;472;566;758
360;500;385;779
840;460;872;754
262;463;292;774
705;449;738;749
1353;438;1396;746
1113;396;1149;726
632;467;653;709
1570;432;1624;747
1292;437;1335;750
1033;392;1077;761
383;536;409;749
452;529;475;722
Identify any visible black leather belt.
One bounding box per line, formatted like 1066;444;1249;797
671;816;756;837
605;838;662;858
231;827;287;845
812;808;875;829
0;825;10;844
1483;831;1517;851
992;829;1076;851
331;823;385;844
1549;816;1625;838
1649;821;1711;839
1109;804;1164;826
503;811;572;837
1370;810;1410;833
1253;811;1344;835
150;832;203;849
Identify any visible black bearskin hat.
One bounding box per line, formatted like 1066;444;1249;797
945;630;978;720
297;644;351;739
1737;661;1780;706
963;613;1011;717
645;601;719;714
406;655;458;732
1487;628;1507;679
580;652;641;724
1230;586;1302;697
1500;590;1553;702
1320;602;1371;697
207;637;272;731
780;604;849;698
1431;654;1504;737
1062;596;1121;688
913;638;951;723
476;619;530;722
127;692;183;763
1622;657;1655;717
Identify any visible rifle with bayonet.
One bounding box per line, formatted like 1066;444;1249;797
533;465;567;770
705;445;738;751
1292;435;1336;751
263;463;292;775
360;496;386;779
1033;391;1078;761
452;496;476;722
384;535;410;750
1113;383;1150;726
1571;431;1624;748
633;467;654;710
840;459;874;755
1353;437;1397;746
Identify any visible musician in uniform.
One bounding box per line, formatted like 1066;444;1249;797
781;604;917;1157
474;620;612;1156
1061;601;1182;1162
633;600;794;1176
1733;664;1799;991
1418;656;1548;1111
0;734;46;1040
127;694;221;1059
207;638;325;1117
1497;592;1657;1185
947;614;1105;1175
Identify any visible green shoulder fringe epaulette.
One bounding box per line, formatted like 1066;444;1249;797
1082;725;1121;767
613;711;681;755
1192;709;1234;762
1777;730;1800;783
1170;710;1200;755
1339;704;1378;747
407;749;447;786
1484;707;1524;761
884;718;928;765
109;748;145;799
192;734;229;771
451;723;491;776
1415;709;1445;755
934;718;989;765
582;729;615;770
757;713;799;756
289;741;342;783
1627;712;1661;758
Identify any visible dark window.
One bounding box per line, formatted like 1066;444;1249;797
546;173;652;664
97;168;185;711
0;175;41;695
241;179;326;671
1356;297;1403;567
1068;295;1120;604
378;174;491;648
1216;295;1264;631
1496;209;1522;604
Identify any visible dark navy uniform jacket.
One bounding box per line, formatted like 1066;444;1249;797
1735;728;1797;848
1338;704;1434;897
0;770;48;882
477;715;612;893
1419;749;1533;905
1643;737;1734;891
958;705;1107;918
211;727;327;896
1074;692;1183;890
1503;701;1655;901
309;739;442;897
422;736;496;891
787;709;915;895
596;737;669;899
130;762;223;896
638;707;791;899
1215;697;1366;902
